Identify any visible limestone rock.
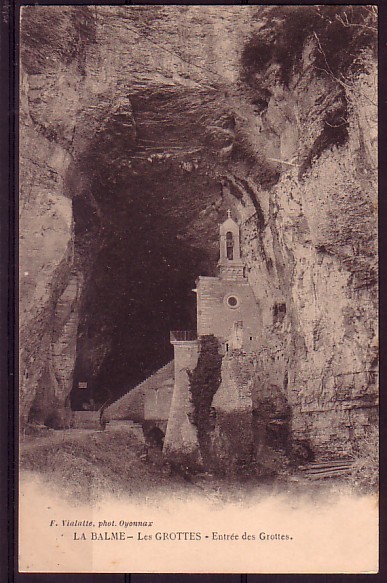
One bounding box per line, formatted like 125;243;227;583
19;5;377;463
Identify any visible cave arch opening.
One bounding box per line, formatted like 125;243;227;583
70;158;220;411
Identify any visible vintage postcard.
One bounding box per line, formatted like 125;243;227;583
18;4;378;574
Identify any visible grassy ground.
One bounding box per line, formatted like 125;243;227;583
20;428;301;505
20;427;374;506
20;428;198;503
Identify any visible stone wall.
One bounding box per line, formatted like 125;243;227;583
144;383;173;421
163;341;200;463
196;276;262;349
72;410;102;430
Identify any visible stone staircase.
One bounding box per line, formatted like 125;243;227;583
299;459;354;480
105;360;174;420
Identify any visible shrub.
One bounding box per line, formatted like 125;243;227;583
211;410;254;477
188;335;222;466
241;6;377;88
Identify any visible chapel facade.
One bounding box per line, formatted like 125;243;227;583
196;210;260;352
163;211;258;460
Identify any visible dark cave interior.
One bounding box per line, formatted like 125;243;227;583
70;152;226;409
68;84;243;409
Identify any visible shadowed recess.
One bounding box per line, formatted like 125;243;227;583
71;155;224;409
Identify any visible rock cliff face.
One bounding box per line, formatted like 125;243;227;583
20;6;377;457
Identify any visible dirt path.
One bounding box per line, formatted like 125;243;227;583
20;429;102;453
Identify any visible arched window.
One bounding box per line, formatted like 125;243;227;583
226;231;234;260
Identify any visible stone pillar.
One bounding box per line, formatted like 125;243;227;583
163;340;200;464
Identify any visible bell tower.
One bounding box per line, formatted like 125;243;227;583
218;210;245;280
196;209;259;343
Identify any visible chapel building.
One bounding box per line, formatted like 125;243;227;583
163;210;259;459
196;209;260;352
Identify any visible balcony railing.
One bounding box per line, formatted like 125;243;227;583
170;330;197;342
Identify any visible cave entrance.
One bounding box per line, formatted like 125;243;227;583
70;159;220;411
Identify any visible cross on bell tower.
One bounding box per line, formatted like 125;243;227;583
218;210;245;280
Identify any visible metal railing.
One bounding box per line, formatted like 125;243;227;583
170;330;197;342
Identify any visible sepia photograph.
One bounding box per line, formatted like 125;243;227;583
18;4;378;574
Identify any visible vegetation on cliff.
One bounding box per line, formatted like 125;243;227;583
242;6;377;88
241;6;377;176
188;335;222;466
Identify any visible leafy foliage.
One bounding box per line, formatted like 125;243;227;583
242;6;377;88
188;335;222;464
